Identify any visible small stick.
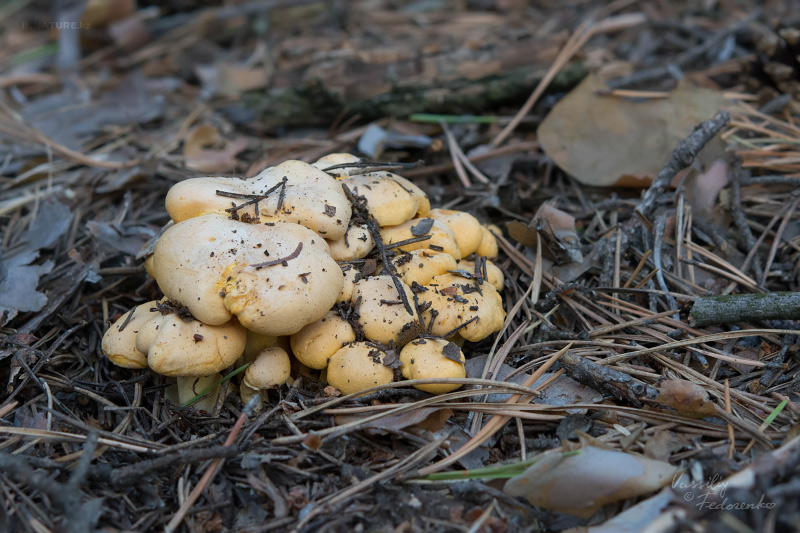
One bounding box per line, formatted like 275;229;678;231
691;293;800;326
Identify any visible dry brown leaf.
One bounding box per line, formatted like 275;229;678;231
538;74;727;187
655;379;717;418
183;125;248;173
507;204;583;264
504;446;679;518
333;407;452;433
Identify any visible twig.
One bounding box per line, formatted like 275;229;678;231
691;293;800;327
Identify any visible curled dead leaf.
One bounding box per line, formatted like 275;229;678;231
655;379;717;418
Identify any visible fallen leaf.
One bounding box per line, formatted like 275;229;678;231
655;379;717;418
504;446;679;518
0;199;74;324
183;125;248;173
507;204;583;264
538;74;727;187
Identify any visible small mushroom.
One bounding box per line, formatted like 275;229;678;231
102;300;162;369
399;338;465;394
352;275;418;345
243;346;291;390
427;209;484;257
151;215;343;335
392;249;457;287
457;259;505;291
338;266;361;303
165;160;352;241
290;311;356;369
342;172;430;226
136;312;247;377
422;273;505;342
327;342;394;396
326;223;375;261
475;224;499;259
380;218;461;259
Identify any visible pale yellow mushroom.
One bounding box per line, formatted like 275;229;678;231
151;215;342;335
399;338;465;394
290;311;356;369
327;342;394;396
101;300;161;369
341;172;430;226
392;249;457;287
421;273;505;342
475;224;499;259
311;153;361;179
326;223;375;261
339;266;361;303
243;346;291;389
352;275;418;345
165;159;352;240
380;218;461;259
136;311;246;377
427;209;483;257
456;259;504;291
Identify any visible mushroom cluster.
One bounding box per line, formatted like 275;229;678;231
102;154;506;405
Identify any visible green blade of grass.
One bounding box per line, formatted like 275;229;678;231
421;449;583;480
761;398;788;430
182;362;251;407
409;113;499;124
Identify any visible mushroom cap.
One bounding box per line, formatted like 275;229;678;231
151;215;343;335
327;342;395;396
290;311;356;369
311;153;361;179
165;160;352;241
457;259;504;291
475;225;499;259
339;266;361;303
428;209;484;257
352;275;418;345
342;172;429;226
101;300;161;369
380;218;461;259
243;346;291;389
421;273;505;342
326;223;375;261
392;249;458;287
399;338;465;394
140;314;247;377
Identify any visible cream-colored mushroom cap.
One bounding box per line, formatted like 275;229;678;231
136;312;247;377
342;172;429;226
352;275;418;345
326;223;375;261
339;266;361;303
392;249;457;287
311;153;361;179
101;300;161;369
327;342;394;396
475;225;499;259
399;338;465;394
421;273;505;342
457;259;504;291
290;311;356;369
428;209;483;257
380;218;461;259
243;346;291;389
151;215;343;335
165;159;352;240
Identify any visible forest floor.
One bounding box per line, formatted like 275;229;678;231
1;1;800;532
